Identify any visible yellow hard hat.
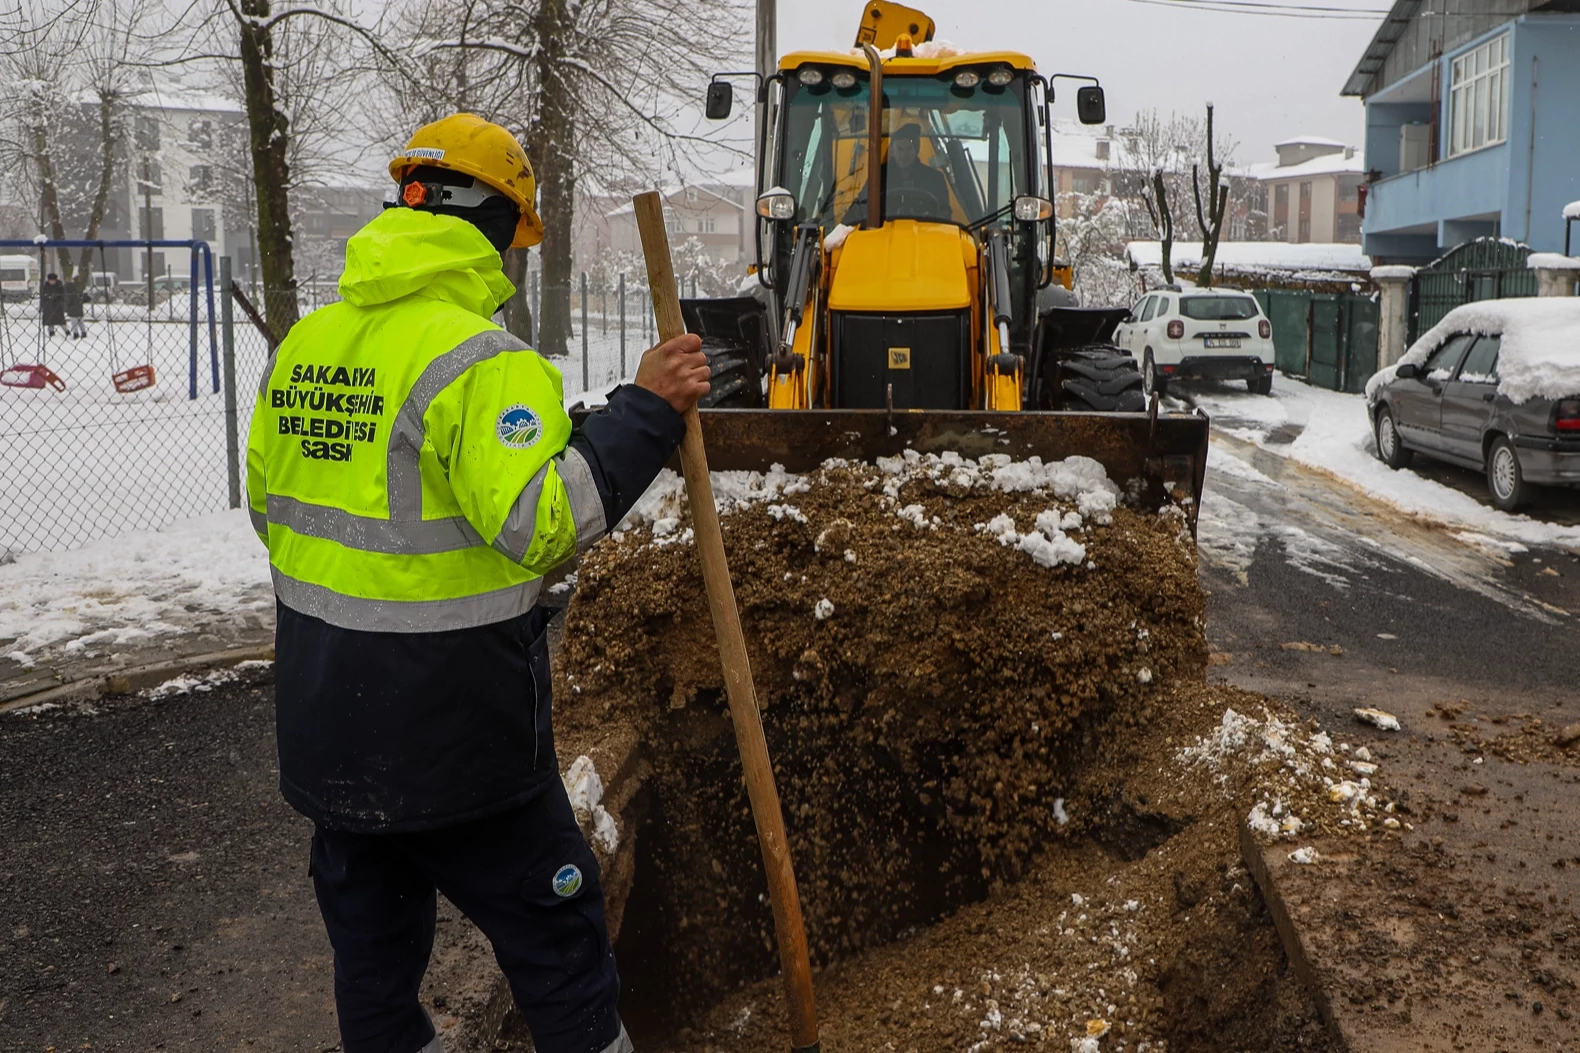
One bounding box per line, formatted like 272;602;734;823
389;113;545;249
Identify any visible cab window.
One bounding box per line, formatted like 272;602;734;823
1455;334;1501;383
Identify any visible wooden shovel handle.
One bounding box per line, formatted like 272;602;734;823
633;191;821;1053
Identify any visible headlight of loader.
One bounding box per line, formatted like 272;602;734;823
831;70;857;90
756;191;798;221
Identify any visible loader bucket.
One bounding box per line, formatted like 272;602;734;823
689;407;1210;533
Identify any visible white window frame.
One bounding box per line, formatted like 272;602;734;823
1448;32;1509;158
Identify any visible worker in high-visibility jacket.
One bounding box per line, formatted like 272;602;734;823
245;113;708;1053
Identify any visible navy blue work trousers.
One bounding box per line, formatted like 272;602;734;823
309;783;624;1053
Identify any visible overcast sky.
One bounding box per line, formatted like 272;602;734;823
774;0;1388;164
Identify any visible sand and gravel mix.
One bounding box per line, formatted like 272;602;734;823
553;452;1397;1051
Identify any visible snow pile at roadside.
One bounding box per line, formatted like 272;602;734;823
1366;298;1580;404
0;510;273;668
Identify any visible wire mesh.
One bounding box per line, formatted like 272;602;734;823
0;258;266;558
1;266;659;558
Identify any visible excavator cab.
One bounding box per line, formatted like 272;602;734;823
679;7;1206;523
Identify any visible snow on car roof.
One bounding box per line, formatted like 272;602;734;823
1394;298;1580;404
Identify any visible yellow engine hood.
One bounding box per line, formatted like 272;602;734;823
827;220;973;313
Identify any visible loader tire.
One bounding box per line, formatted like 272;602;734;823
696;338;763;409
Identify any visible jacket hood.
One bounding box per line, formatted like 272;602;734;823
338;208;516;316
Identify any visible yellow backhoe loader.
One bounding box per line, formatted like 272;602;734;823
668;3;1208;517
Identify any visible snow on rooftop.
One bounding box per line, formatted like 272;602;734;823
1383;298;1580;405
1274;135;1348;148
1248;152;1364;180
1529;253;1580;270
1127;241;1371;275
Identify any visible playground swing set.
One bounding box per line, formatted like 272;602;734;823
0;243;161;393
0;239;218;398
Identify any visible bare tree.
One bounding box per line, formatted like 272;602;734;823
1109;107;1240;282
70;0;152;286
389;0;748;355
1056;191;1138;308
1145;170;1175;286
1191;103;1230;289
0;3;91;277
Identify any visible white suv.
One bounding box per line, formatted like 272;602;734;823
1113;287;1276;395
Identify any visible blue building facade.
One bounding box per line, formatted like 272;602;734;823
1343;0;1580;263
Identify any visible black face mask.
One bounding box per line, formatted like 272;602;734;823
387;166;521;254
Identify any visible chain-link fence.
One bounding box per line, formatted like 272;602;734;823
0;242;258;558
1;250;712;557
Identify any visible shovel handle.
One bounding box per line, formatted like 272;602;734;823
633;191;821;1053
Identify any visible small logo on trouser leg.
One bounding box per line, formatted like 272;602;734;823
552;864;583;897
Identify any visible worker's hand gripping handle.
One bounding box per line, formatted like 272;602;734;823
633;191;822;1053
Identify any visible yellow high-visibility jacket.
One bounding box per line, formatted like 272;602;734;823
246;208;605;633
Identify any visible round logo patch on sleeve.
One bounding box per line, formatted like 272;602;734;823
552;864;583;898
496;404;542;449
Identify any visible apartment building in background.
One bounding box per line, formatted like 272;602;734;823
1249;136;1366;245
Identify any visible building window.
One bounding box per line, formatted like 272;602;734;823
1297;181;1312;243
134;114;160;152
1071;170;1104;195
188;119;213;150
189;165;212;193
1448;32;1509;157
191;208;216;242
699;216;716;234
140;205;164;241
139;160;162;196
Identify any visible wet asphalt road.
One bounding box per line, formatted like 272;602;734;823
1198;431;1580;698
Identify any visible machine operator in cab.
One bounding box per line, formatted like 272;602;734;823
245;112;709;1053
844;121;954;224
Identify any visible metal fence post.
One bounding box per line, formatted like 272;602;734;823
221;256;241;509
581;271;589;391
618;272;626;379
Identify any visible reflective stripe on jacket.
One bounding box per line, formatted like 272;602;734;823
245;208;603;633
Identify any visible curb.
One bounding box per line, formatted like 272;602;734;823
0;645;276;715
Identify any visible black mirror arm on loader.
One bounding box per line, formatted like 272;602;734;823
775;225;822;372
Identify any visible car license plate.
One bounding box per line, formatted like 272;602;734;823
1204;337;1242;349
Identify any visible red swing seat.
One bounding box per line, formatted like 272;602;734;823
112;364;156;392
1;363;66;391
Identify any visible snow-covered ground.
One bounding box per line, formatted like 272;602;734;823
0;509;273;672
1188;376;1580;551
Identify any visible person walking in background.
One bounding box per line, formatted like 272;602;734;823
39;273;65;337
65;279;87;340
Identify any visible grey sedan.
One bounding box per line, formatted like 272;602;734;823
1368;330;1580;511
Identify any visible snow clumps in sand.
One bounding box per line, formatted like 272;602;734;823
563;754;619;853
1179;706;1398;840
619;452;1128;575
